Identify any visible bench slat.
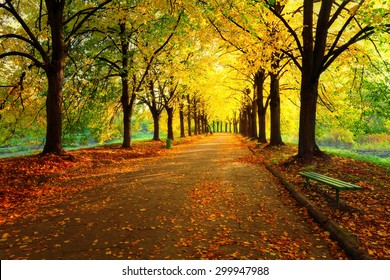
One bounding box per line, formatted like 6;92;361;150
299;171;362;190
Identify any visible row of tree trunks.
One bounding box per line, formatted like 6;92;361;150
237;66;283;147
211;121;234;133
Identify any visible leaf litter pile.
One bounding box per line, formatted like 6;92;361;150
244;141;389;260
0;140;171;225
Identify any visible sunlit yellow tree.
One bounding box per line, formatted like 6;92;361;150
265;0;390;160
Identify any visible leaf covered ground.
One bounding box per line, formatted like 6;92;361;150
0;138;201;226
0;134;349;260
244;140;389;260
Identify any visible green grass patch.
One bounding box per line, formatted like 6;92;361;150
322;147;390;168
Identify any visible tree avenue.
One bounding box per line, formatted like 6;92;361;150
0;0;389;161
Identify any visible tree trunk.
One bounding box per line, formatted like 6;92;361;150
121;73;132;148
187;95;191;136
246;108;251;137
200;114;204;134
197;110;201;134
255;69;267;143
269;72;284;146
43;1;65;155
180;104;185;138
122;101;132;148
250;89;257;138
152;112;160;141
166;106;174;140
43;67;64;154
193;100;198;135
202;112;207;134
119;22;135;149
298;77;321;158
297;0;331;160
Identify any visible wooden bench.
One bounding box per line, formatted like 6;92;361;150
299;171;363;208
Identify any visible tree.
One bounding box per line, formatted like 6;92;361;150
92;2;183;147
206;0;288;143
266;0;390;160
0;0;112;154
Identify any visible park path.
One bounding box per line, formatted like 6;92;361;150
0;133;340;259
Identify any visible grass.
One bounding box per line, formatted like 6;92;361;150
0;132;161;159
321;147;390;168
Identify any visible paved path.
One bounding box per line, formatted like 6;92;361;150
0;134;339;259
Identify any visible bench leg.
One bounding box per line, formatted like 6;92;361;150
336;189;340;209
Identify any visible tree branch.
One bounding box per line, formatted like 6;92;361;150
65;0;113;43
322;25;376;72
208;17;247;54
0;51;44;68
0;0;48;62
135;11;183;93
264;0;303;58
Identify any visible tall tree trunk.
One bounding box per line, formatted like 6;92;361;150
269;72;284;146
246;108;251;137
197;110;201;134
121;73;131;148
298;77;321;158
193;99;198;135
202;111;207;134
250;90;257;138
43;1;65;155
122;97;131;148
119;22;135;149
255;69;267;143
240;110;248;137
166;106;174;140
187;95;191;136
152;112;160;141
122;93;136;148
179;104;185;138
43;67;64;154
297;0;331;159
200;114;204;134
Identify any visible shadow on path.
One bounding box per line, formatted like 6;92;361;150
0;133;343;259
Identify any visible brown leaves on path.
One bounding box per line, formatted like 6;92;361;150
169;180;341;260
